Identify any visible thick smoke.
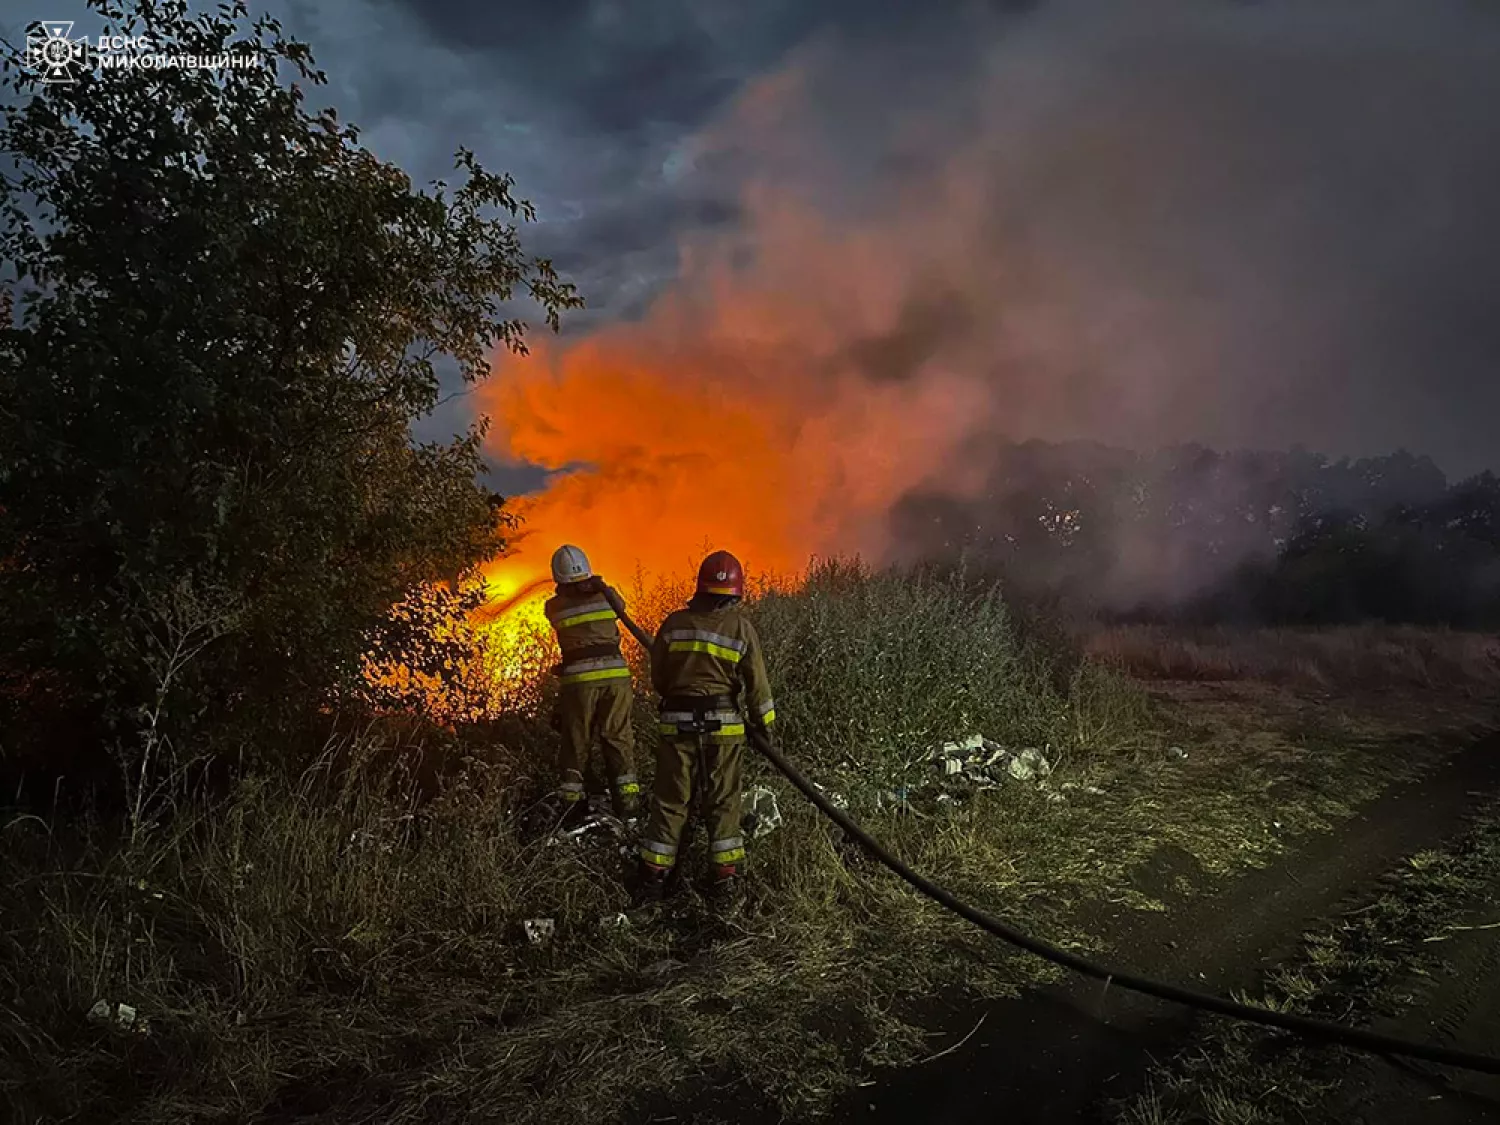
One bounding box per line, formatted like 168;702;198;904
478;0;1500;599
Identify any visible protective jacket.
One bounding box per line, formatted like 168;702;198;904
544;577;638;816
640;598;776;879
649;603;776;740
544;578;632;686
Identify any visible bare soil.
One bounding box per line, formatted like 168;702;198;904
1318;867;1500;1124
647;696;1498;1125
812;729;1500;1125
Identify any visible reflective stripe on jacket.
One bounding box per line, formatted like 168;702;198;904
545;580;629;670
657;706;745;739
650;604;775;736
558;653;631;685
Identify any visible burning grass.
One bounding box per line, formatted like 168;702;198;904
4;562;1484;1124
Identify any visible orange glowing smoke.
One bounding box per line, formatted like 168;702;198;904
473;206;994;613
471;60;1004;638
473;322;990;631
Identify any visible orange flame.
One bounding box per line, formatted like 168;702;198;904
471;61;999;648
473;280;991;630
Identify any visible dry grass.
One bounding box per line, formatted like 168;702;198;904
1085;624;1500;695
3;563;1487;1125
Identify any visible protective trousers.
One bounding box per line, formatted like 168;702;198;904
640;736;746;873
558;679;639;815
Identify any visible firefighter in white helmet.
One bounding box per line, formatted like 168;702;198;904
544;545;640;820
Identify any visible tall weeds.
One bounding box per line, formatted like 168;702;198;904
3;559;1155;1124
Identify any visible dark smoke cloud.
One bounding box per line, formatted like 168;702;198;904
8;0;1498;493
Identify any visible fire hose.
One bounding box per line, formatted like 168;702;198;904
610;604;1500;1077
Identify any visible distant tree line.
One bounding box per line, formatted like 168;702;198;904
891;443;1500;628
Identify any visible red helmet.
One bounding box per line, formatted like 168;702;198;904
696;550;744;597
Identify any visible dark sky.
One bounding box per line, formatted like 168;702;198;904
13;0;1500;482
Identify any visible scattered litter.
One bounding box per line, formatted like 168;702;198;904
1167;745;1188;761
87;999;145;1032
741;787;783;839
599;913;630;931
550;812;628;847
936;734;1009;779
931;734;1060;791
522;918;556;945
1007;747;1053;782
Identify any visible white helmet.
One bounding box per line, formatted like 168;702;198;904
550;544;592;584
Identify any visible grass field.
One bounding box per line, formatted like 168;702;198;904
5;563;1496;1124
1086;623;1500;695
1120;805;1500;1125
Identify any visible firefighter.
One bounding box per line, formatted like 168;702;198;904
544;545;641;821
636;549;776;905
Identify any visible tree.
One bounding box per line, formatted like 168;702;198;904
0;0;581;779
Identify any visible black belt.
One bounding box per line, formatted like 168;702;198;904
661;694;736;712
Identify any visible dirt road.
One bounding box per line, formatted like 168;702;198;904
1319;864;1500;1124
829;730;1500;1125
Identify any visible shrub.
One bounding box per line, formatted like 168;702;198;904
0;0;578;789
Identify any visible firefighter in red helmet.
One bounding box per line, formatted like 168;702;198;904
636;550;776;906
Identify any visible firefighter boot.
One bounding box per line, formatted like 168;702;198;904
630;861;670;911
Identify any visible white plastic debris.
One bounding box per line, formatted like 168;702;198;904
599;913;630;931
742;786;783;838
939;733;987;758
1007;747;1052;782
522;918;556;944
87;1000;142;1031
554;813;627;846
1167;745;1188;761
934;734;1012;788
